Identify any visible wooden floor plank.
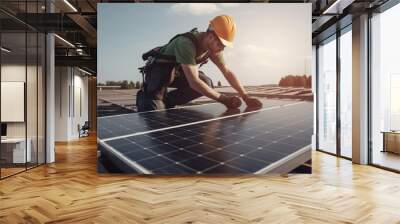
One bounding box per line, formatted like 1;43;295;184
1;135;400;223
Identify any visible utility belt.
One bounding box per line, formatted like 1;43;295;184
138;47;179;95
138;48;208;93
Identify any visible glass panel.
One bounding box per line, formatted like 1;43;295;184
1;31;27;177
0;1;27;33
0;1;46;178
340;29;352;158
38;32;45;165
390;74;400;130
318;37;337;154
371;4;400;171
27;31;38;169
312;45;317;150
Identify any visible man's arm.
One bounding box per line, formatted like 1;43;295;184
181;64;221;100
211;55;263;108
211;56;247;97
181;64;242;109
221;68;247;97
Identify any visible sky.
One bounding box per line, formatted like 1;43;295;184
98;3;312;86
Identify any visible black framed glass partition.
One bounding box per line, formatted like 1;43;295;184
370;2;400;172
0;30;28;177
316;24;353;159
0;1;46;179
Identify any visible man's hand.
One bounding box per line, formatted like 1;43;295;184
218;94;242;109
242;95;262;108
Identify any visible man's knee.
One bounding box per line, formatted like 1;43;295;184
136;89;166;112
137;99;166;112
198;71;214;88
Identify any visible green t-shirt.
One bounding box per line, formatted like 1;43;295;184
159;29;225;66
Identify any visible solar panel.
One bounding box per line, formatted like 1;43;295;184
97;99;289;140
98;99;313;174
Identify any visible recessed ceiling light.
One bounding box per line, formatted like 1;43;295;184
1;47;11;53
54;34;75;48
63;0;78;12
78;67;92;76
322;0;354;15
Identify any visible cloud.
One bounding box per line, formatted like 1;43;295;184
169;3;220;16
234;44;281;66
222;45;284;85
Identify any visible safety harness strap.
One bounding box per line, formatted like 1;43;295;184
141;28;210;66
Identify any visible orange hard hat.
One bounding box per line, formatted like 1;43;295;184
209;15;236;47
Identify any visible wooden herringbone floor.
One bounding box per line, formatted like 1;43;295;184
1;135;400;224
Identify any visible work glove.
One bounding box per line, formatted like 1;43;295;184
242;95;262;108
217;94;242;109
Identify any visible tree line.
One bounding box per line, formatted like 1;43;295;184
97;80;143;89
278;75;312;88
98;76;312;89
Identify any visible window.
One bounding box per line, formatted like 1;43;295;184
371;2;400;171
390;74;400;130
317;36;337;154
340;28;352;158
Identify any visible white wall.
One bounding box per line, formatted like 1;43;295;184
1;65;26;139
71;73;89;138
55;67;89;141
0;65;42;138
55;66;70;141
76;72;89;138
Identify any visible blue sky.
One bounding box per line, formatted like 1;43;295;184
98;3;311;85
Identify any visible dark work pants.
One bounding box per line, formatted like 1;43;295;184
136;64;213;112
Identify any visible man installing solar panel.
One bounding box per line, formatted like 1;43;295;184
137;15;262;112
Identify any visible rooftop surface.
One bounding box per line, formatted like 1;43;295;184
97;86;313;117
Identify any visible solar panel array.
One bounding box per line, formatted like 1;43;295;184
98;99;313;174
98;100;288;140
